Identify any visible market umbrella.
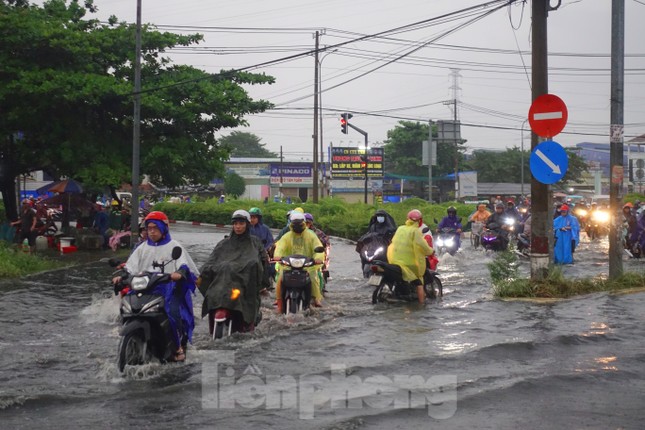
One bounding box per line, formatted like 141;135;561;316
47;178;84;194
42;179;86;230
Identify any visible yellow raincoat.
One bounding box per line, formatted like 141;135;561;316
387;219;434;282
274;228;325;301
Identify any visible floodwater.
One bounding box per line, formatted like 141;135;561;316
1;224;644;429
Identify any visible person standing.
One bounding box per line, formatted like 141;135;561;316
11;199;37;252
553;204;580;265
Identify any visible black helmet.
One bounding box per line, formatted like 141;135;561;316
447;206;457;214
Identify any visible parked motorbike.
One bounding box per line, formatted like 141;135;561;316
275;246;325;314
111;247;193;373
369;260;442;304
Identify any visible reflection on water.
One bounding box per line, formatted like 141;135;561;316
1;224;644;429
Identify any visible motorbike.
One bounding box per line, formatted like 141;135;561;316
275;246;325;314
585;210;610;240
481;218;516;252
435;227;460;256
516;232;531;256
111;247;193;373
356;232;390;278
369;260;442;304
209;295;261;340
470;221;484;249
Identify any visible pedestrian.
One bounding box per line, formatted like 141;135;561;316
554;204;580;265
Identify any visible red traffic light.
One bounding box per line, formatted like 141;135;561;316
340;117;348;134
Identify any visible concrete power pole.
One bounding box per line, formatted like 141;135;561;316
609;0;625;279
530;0;552;279
312;31;320;203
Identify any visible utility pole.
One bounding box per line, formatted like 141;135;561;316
279;145;284;198
530;0;551;279
312;31;320;203
609;0;625;279
449;69;461;200
131;0;142;245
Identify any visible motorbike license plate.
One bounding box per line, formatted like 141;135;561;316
368;274;383;286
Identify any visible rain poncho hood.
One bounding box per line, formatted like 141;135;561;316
366;210;397;240
125;239;199;276
199;229;268;324
387;219;433;281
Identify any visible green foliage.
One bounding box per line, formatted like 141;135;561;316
558;148;589;185
493;267;645;299
0;0;274;219
624;193;645;204
154;198;477;241
0;242;63;277
487;250;520;289
467;147;529;183
224;172;246;197
219;131;277;158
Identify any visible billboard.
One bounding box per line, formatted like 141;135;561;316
331;147;384;180
269;163;312;185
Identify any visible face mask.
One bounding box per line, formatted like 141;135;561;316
291;222;305;234
376;216;385;223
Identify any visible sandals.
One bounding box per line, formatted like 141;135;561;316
172;347;186;362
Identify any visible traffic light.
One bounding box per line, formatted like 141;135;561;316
360;155;367;170
340;113;353;134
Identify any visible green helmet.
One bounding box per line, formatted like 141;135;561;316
249;207;262;216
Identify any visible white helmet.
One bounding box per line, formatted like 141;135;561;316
231;209;251;222
290;212;306;222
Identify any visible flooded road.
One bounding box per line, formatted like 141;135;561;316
1;223;644;429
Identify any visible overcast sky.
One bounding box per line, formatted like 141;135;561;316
90;0;645;159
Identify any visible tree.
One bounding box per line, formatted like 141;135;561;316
382;121;466;197
465;146;587;185
0;0;274;219
220;131;277;158
224;171;245;197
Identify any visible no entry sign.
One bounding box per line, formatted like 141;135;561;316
528;94;568;138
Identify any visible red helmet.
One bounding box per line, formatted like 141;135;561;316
407;209;422;221
144;211;169;225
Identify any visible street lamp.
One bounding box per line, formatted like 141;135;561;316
318;48;337;200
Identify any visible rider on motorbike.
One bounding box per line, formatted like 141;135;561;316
112;211;199;362
199;210;269;335
485;203;512;250
387;209;434;304
437;206;463;250
274;212;325;310
355;210;398;273
249;207;274;252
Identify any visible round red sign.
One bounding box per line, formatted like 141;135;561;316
528;94;568;138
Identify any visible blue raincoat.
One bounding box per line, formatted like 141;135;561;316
553;214;580;264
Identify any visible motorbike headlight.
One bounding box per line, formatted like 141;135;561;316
504;218;515;226
436;239;444;246
141;297;164;313
576;209;588;217
131;275;149;291
445;238;454;246
288;257;306;269
592;211;610;223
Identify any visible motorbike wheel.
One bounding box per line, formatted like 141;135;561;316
287;299;298;314
214;322;225;340
118;331;147;373
424;277;443;300
371;282;385;304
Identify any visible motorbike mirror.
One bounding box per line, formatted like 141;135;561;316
314;246;325;253
458;217;462;223
171;246;182;260
433;218;438;224
107;258;122;267
422;226;430;234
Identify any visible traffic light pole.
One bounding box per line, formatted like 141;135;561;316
346;122;369;204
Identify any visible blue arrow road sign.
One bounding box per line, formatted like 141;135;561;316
530;140;569;185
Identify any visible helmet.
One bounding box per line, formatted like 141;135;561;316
447;206;457;214
249;207;262;216
623;202;634;209
145;211;169;225
290;212;306;222
560;204;570;212
232;209;251;222
495;203;505;209
407;209;422;221
304;213;314;222
293;207;304;214
21;198;30;205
